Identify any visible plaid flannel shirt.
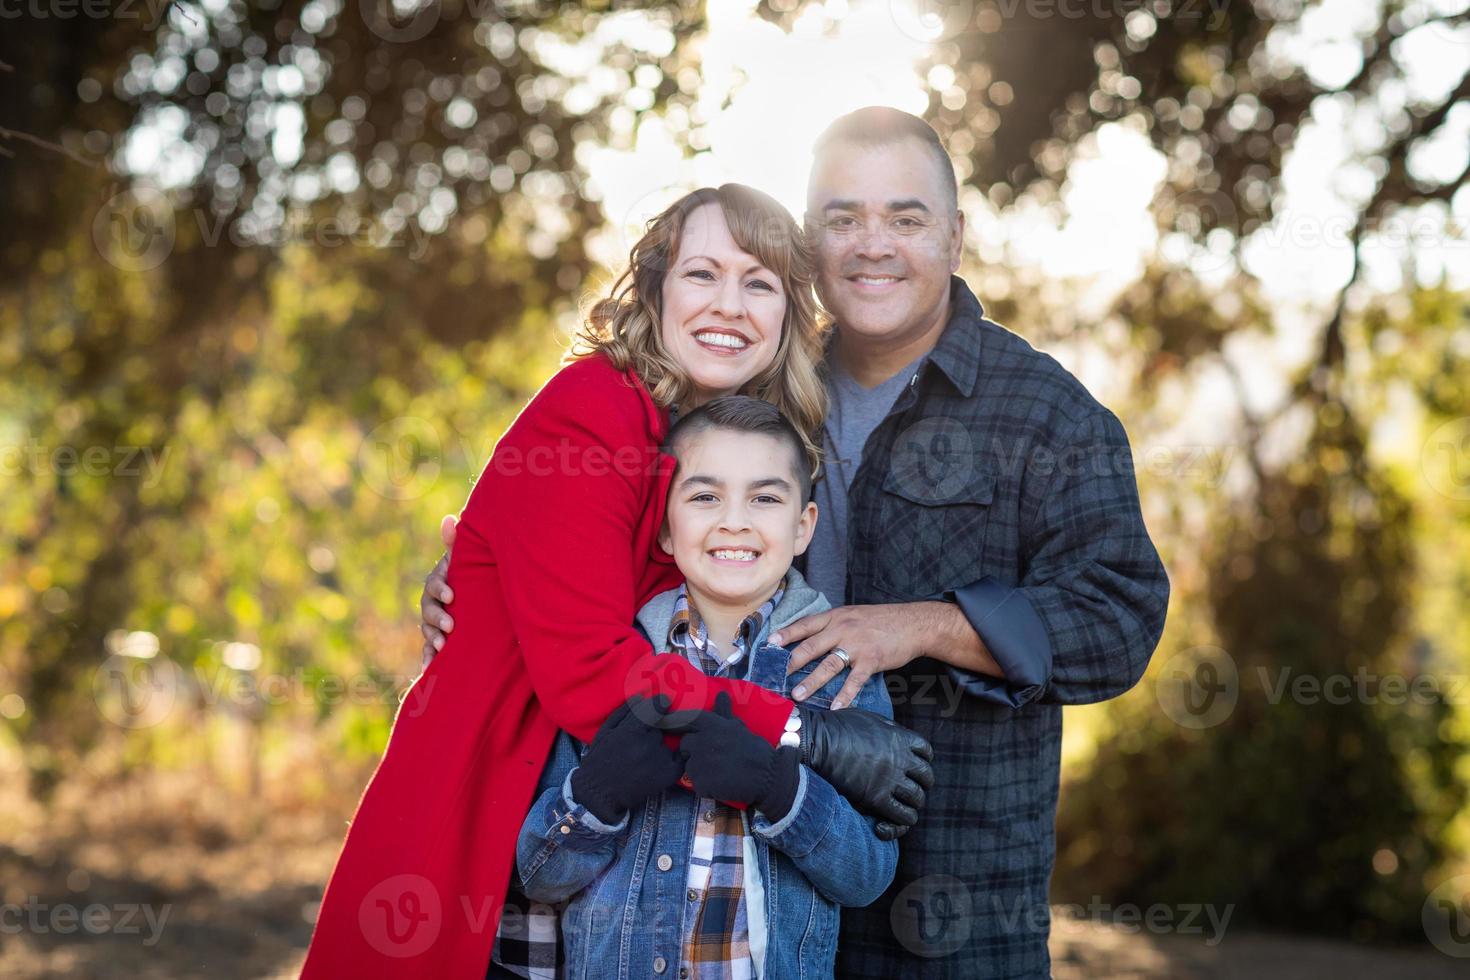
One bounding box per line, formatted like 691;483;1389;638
667;583;782;979
796;278;1170;980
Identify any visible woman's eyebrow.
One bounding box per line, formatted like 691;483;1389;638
682;254;775;278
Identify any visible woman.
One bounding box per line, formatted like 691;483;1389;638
301;185;932;978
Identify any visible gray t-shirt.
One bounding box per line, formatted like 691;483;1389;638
805;354;928;606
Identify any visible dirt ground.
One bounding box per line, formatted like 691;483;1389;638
1;770;1463;979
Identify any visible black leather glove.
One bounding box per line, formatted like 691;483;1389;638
679;693;802;822
570;695;685;824
796;703;933;840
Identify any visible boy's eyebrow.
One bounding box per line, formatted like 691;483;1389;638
675;474;794;492
676;474;723;491
749;477;794;492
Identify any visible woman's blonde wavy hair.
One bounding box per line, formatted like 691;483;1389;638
569;184;829;483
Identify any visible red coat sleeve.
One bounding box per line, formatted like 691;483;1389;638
458;359;792;745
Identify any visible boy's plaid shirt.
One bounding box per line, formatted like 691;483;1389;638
491;582;785;980
667;581;782;980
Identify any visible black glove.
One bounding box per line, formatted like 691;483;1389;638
678;693;802;822
796;703;933;840
570;695;685;824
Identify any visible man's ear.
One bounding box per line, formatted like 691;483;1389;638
657;522;672;555
792;501;819;556
949;209;965;273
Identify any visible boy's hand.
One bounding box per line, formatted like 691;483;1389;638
679;693;801;822
419;515;458;666
570;695;686;825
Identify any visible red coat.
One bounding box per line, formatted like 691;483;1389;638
301;354;794;978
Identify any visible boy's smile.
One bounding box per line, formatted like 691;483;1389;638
659;427;818;646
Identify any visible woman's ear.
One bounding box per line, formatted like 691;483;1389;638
792;501;819;556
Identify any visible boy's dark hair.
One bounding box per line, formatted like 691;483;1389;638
666;395;816;502
811;106;958;215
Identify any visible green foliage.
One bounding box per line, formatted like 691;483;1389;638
1056;288;1470;939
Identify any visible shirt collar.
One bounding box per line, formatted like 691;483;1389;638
667;579;787;670
920;276;986;399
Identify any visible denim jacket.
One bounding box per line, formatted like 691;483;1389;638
513;567;898;980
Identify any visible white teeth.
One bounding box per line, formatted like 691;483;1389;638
856;276;899;285
695;331;750;350
711;549;758;561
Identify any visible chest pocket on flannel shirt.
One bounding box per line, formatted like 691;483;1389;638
872;466;996;599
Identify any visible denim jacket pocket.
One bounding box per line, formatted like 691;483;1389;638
873;468;996;599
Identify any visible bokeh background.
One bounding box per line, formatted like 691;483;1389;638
3;0;1469;976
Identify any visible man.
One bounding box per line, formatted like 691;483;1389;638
423;107;1169;978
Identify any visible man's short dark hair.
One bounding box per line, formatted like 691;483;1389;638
811;106;958;214
666;395;814;502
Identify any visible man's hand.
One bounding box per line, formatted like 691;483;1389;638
795;704;933;839
777;601;1002;709
419;515;459;667
775;603;931;709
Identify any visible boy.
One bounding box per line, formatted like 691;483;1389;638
507;396;898;979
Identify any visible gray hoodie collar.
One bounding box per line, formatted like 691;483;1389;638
635;566;830;652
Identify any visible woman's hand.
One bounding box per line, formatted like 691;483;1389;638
569;695;687;825
419;515;459;666
678;693;801;822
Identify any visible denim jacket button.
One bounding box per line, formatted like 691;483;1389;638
653;956;667;973
657;853;673;871
687;888;697;902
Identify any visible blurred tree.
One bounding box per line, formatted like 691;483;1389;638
0;1;698;793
